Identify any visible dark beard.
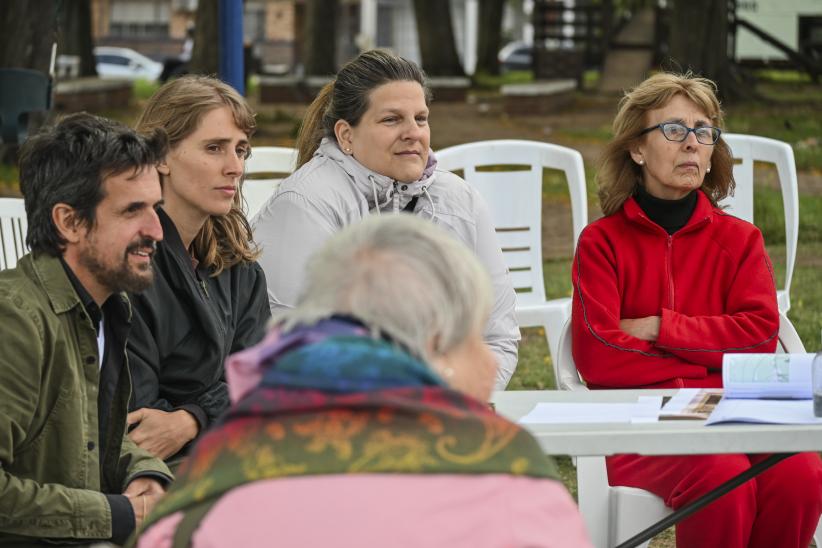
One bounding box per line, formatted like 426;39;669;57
80;238;156;294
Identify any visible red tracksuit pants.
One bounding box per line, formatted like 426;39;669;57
607;452;822;547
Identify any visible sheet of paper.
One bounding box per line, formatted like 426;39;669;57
518;396;662;425
706;398;822;425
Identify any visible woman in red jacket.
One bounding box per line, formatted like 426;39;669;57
572;72;822;547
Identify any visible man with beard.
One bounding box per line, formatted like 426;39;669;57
0;113;173;546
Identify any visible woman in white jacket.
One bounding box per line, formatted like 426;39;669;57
252;49;519;387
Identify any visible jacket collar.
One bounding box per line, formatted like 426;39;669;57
157;207;209;278
30;252;83;315
28;251;132;320
623;189;714;235
316;138;437;211
60;256;102;332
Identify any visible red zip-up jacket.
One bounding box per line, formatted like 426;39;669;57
571;190;779;389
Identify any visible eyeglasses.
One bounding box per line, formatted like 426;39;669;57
640;123;721;145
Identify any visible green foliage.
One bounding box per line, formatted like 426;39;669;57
471;70;534;90
0;164;19;193
133;79;160;101
781;242;822;350
507;327;555;390
726;101;822;172
581;69;601;90
542;168;572;201
755;187;822;245
753;70;813;84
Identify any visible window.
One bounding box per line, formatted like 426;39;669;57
109;0;169;38
96;54;130;66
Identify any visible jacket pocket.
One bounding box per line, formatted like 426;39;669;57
14;382;90;488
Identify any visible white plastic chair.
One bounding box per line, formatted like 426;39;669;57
720;134;799;314
556;318;668;547
435;140;588;366
243;146;297;219
558;313;817;548
0;197;28;270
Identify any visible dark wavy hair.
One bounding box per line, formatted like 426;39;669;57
19;112;167;256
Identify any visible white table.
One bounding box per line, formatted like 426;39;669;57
491;389;822;547
492;389;822;455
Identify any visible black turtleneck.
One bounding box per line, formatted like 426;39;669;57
634;185;698;235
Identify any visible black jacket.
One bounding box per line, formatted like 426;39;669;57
127;209;271;436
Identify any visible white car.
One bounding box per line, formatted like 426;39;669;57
498;41;533;72
94;46;163;81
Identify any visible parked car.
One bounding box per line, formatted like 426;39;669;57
498;41;534;72
94;46;163;81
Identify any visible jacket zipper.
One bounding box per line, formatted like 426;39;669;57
663;215;710;310
199;279;209;298
666;235;674;309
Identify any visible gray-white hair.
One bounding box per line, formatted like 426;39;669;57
277;215;493;362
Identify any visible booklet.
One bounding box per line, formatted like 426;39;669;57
721;353;813;399
660;354;822;425
660;388;723;420
705;398;822;425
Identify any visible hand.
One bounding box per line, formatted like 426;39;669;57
619;316;661;341
127;408;199;460
124;477;165;529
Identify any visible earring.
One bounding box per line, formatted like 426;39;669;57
440;366;454;379
638;159;644;165
707;166;711;173
344;147;352;153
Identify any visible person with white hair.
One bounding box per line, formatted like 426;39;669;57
133;215;591;548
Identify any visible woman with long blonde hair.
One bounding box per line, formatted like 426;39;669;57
125;76;271;463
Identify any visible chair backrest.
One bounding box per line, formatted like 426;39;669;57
0;197;28;270
0;68;52;145
720;134;799;312
436;140;588;307
554;318;588;391
777;311;805;353
243;146;298;219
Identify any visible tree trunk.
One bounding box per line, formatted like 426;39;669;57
0;0;55;72
475;0;505;76
412;0;465;76
190;0;220;76
57;0;97;77
302;0;338;75
669;0;745;100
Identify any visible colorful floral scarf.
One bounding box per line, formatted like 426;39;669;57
141;320;558;533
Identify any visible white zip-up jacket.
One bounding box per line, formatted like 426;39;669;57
251;139;520;387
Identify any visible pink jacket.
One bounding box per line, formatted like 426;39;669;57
139;474;591;548
139;330;592;547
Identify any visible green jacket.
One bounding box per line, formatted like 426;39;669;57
0;253;172;544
